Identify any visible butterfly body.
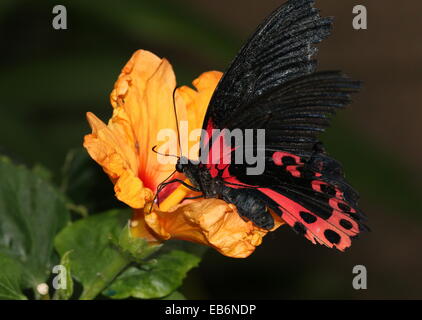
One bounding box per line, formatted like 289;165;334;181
171;0;368;251
177;157;274;229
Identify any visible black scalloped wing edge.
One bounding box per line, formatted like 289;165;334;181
204;0;332;130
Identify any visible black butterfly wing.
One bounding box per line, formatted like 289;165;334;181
203;0;331;134
197;0;367;250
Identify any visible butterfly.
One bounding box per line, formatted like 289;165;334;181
160;0;368;251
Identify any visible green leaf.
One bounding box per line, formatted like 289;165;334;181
116;223;162;262
54;210;132;300
161;291;186;300
52;251;74;300
103;241;203;299
32;164;53;182
0;157;70;288
0;252;27;300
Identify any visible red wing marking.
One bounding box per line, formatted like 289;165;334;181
258;187;358;251
202;118;238;178
272;151;302;166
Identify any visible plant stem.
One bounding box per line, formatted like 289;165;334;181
79;253;130;300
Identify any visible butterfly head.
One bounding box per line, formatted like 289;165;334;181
176;156;190;173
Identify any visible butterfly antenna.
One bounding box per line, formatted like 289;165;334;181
149;89;182;213
149;89;186;214
150;169;177;213
150;88;182;160
172;87;183;157
151;145;179;159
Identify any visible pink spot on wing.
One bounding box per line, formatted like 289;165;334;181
272;152;302;166
286;165;301;177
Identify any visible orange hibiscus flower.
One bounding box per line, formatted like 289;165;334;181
83;50;283;258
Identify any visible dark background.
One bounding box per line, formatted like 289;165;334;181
1;0;421;299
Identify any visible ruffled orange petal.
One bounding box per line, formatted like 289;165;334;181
84;112;152;208
109;50;178;193
131;198;284;258
130;209;162;243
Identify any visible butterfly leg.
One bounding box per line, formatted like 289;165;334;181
183;195;205;200
152;179;202;212
159;179;201;192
